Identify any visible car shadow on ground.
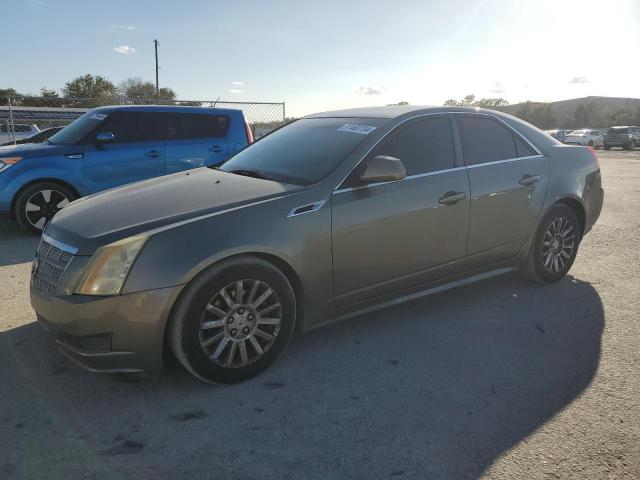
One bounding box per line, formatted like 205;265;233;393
0;220;39;266
1;273;603;479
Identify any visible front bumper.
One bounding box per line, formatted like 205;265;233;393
31;284;184;372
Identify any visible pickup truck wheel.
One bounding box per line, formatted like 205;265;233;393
604;143;611;150
522;204;582;284
168;257;296;384
14;182;76;234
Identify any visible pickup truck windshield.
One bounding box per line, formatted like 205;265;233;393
48;111;108;145
219;118;386;186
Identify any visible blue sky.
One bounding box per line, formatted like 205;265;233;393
3;0;640;116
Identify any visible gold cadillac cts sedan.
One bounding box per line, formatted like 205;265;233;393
30;106;604;383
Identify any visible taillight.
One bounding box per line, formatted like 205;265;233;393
244;121;254;144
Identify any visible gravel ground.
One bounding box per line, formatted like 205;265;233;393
0;150;638;479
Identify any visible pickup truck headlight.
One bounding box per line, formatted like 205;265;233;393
0;156;22;172
75;235;148;295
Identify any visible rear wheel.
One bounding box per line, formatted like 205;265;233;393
588;140;594;148
522;204;582;283
14;182;76;234
168;257;296;384
604;143;611;150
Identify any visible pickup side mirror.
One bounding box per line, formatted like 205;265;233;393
358;155;406;185
96;132;115;143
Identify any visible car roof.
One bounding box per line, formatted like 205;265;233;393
304;105;511;119
90;105;243;115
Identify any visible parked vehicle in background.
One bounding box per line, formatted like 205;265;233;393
0;126;64;147
604;126;640;150
30;106;604;383
0;105;253;233
0;124;40;144
564;129;605;148
544;129;571;143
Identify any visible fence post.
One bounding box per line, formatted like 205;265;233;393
7;96;16;145
282;102;286;125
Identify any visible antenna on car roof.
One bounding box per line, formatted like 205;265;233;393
212;96;220;107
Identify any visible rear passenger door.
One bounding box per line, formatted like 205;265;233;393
165;113;230;174
84;111;166;194
455;114;549;268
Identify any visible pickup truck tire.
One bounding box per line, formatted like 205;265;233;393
14;181;76;235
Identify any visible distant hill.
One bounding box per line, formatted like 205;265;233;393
501;96;640;129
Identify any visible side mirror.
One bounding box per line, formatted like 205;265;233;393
96;132;115;143
358;155;406;185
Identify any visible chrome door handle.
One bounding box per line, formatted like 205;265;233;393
438;191;467;205
145;150;163;158
519;174;540;186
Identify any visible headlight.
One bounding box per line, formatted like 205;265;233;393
75;235;147;295
0;156;22;172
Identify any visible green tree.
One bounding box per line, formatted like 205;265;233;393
117;77;176;101
443;99;459;106
573;104;589;128
62;74;116;99
475;98;509;108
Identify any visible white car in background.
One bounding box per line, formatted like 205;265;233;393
0;124;40;144
564;129;605;148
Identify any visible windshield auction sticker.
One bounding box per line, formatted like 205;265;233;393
337;124;377;135
90;113;107;120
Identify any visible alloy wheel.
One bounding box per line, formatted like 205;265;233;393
541;217;576;274
24;189;70;230
199;279;282;368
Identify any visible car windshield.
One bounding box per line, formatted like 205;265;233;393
48;111;109;145
219;117;386;186
608;127;629;134
569;130;587;134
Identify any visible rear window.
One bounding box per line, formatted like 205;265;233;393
608;127;629;134
456;116;518;165
167;113;229;140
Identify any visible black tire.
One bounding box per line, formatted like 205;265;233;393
522;204;582;284
623;142;631;151
588;140;594;148
604;144;611;150
14;181;76;235
168;256;296;384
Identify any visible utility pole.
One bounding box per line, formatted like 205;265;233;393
153;39;159;95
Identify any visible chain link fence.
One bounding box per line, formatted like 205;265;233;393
0;96;286;144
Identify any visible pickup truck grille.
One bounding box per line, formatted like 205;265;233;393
32;238;75;293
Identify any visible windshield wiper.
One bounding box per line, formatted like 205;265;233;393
227;168;274;181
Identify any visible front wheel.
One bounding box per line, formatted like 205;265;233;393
168;257;297;384
522;204;582;283
14;182;76;234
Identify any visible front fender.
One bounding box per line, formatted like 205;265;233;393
0;158;88;212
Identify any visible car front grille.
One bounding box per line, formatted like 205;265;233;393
32;238;75;293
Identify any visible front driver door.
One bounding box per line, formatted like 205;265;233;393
83;111;166;194
331;116;470;308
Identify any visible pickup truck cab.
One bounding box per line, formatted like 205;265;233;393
0;105;253;233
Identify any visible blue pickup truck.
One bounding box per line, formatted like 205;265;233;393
0;105;253;233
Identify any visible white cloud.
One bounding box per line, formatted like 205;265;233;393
489;80;505;94
232;81;244;86
354;86;385;95
229;89;244;94
113;25;136;31
569;76;590;84
114;45;135;55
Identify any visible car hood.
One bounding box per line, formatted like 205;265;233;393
46;168;301;254
0;142;80;158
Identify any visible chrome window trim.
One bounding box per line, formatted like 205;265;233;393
332;110;543;193
41;233;79;255
466;154;544;169
287;199;327;217
333;166;467;195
